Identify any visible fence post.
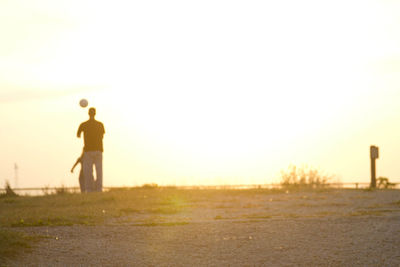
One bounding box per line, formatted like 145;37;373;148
370;146;379;188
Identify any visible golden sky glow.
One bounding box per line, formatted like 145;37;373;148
1;0;400;188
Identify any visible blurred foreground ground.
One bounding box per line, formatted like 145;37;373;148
3;188;400;266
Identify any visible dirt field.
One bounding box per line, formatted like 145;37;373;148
4;189;400;266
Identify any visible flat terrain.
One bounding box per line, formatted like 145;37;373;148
2;188;400;266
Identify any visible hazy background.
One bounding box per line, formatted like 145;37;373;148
1;0;400;188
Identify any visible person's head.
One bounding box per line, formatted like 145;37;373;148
88;107;96;119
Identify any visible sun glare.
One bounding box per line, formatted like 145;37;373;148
1;0;400;187
84;0;384;184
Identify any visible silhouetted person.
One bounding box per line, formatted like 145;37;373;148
71;150;87;193
77;107;105;192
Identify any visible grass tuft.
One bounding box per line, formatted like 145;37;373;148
135;221;189;227
0;230;37;262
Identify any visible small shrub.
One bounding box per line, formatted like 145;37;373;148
1;181;18;198
41;185;53;195
142;183;158;189
377;177;396;189
280;165;332;188
55;185;70;195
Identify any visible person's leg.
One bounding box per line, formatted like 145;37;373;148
79;169;85;193
82;152;94;192
94;152;103;192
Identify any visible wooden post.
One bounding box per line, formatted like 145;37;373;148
370;158;376;188
370;146;379;188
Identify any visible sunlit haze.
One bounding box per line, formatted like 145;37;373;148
1;0;400;188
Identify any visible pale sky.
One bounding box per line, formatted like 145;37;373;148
1;0;400;188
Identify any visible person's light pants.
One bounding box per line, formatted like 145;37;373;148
82;151;103;192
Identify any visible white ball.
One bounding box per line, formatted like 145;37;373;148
79;99;88;108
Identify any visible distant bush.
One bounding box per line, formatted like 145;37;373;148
280;165;332;188
142;183;159;189
55;185;70;195
41;185;53;196
1;181;18;198
377;177;396;189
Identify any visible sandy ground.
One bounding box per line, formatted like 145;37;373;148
5;189;400;266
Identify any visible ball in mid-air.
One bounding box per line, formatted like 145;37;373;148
79;99;88;108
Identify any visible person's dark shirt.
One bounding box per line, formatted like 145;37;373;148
77;120;105;152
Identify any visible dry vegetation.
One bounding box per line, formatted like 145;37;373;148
1;187;400;265
0;187;284;262
280;165;332;188
0;230;36;263
0;187;285;227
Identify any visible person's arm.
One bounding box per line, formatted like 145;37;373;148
77;124;83;138
71;158;81;173
99;123;105;139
